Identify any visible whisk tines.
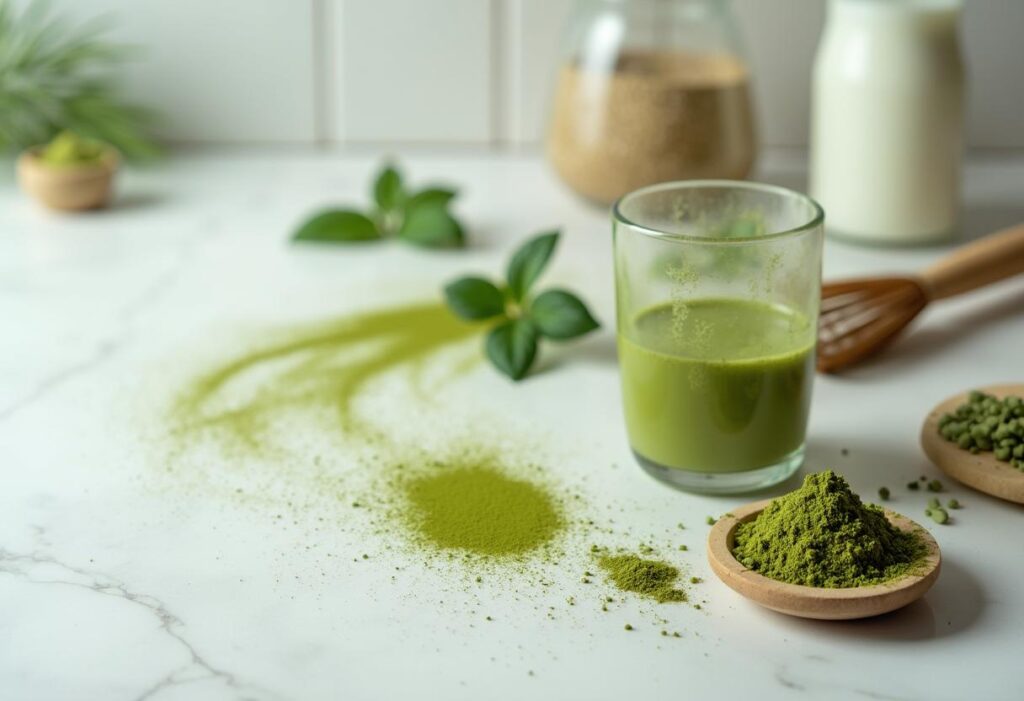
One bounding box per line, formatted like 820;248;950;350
817;277;928;373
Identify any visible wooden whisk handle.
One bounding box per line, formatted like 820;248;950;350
919;223;1024;301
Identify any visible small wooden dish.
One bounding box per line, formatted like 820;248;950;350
707;500;941;620
17;145;119;211
921;383;1024;505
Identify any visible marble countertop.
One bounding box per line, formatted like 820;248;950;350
2;149;1023;701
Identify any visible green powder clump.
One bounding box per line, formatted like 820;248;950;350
401;464;564;557
597;554;688;603
41;130;106;166
732;471;927;588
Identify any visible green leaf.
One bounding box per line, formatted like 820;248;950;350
444;277;506;320
399;201;465;248
374;164;404;211
506;230;559;301
293;209;381;243
485;318;538;381
529;289;600;340
406;187;456;210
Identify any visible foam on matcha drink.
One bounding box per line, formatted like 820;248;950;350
618;298;814;473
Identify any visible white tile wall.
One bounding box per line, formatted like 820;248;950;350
45;0;1024;148
331;0;493;143
499;0;574;145
54;0;318;143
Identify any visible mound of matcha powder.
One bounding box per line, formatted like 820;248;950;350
597;554;688;603
732;471;927;588
401;464;564;557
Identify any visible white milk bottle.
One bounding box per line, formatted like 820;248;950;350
810;0;965;245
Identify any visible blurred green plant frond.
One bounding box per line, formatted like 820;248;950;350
0;0;159;158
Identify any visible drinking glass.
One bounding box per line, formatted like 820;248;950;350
613;180;824;494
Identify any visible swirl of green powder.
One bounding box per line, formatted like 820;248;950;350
732;471;927;588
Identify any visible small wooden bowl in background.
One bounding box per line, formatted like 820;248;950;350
921;383;1024;505
17;146;119;211
707;499;941;620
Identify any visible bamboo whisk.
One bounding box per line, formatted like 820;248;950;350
818;224;1024;373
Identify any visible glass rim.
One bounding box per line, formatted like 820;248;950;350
612;179;825;245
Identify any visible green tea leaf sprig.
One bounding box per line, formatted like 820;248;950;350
444;230;599;381
293;162;465;248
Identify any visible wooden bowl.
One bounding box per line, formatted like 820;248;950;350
921;383;1024;505
707;499;941;620
17;146;119;211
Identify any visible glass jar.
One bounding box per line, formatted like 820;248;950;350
613;181;823;494
810;0;965;245
546;0;757;206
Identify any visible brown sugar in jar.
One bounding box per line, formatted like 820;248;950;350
547;49;756;205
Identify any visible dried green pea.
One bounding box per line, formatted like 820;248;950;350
928;508;949;525
878;487;890;501
947;498;961;509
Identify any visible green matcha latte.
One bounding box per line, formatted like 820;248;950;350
618;297;814;474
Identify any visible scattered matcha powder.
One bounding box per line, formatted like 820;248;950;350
732;471;928;588
597;554;688;603
169;302;480;453
162;299;717;625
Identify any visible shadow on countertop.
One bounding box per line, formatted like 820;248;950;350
756;556;984;643
834;284;1024;379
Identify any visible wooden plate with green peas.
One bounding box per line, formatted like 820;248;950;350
921;383;1024;505
707;500;941;620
